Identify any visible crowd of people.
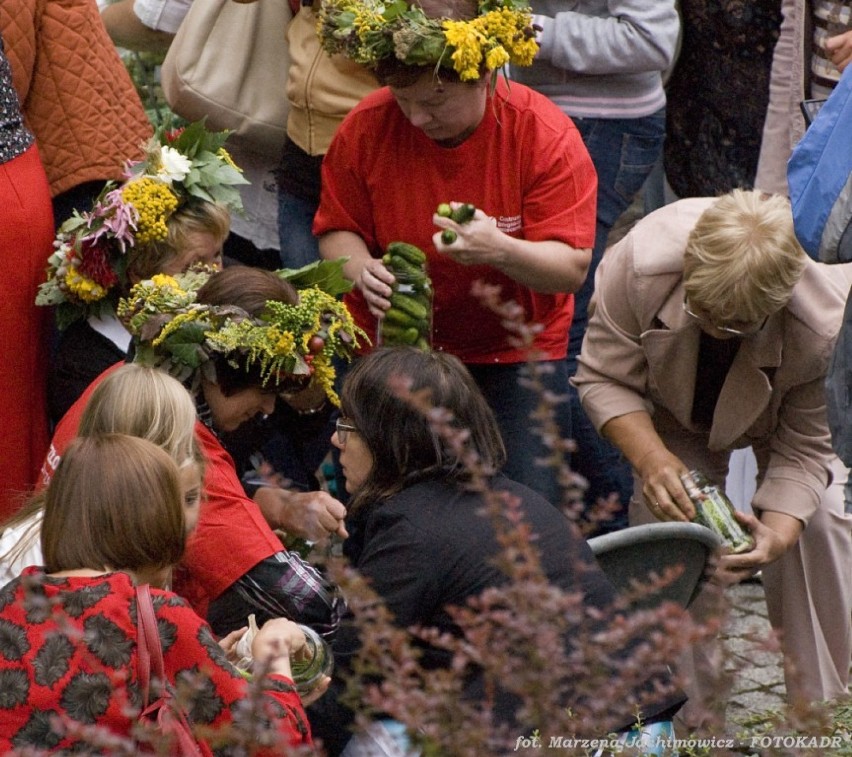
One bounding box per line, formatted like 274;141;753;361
1;0;851;753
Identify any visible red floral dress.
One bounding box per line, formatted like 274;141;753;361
0;568;311;753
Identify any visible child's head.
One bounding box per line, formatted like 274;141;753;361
127;200;230;283
78;364;204;533
41;434;186;577
79;364;200;467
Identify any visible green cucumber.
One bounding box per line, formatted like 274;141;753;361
451;203;475;224
383;306;419;327
386;241;427;266
380;323;420;345
388;255;427;279
390;292;428;320
441;229;458;245
408;289;432;308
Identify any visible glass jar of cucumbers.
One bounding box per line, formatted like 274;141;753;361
379;241;433;350
680;470;755;553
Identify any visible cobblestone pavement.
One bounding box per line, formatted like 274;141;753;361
723;580;786;737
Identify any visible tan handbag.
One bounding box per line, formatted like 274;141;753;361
160;0;292;158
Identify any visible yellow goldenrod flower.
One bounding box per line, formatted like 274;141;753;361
153;310;202;346
312;354;340;406
276;331;296;354
217;148;241;171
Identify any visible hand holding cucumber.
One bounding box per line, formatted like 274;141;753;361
432;201;501;266
436;202;476;245
356;257;396;319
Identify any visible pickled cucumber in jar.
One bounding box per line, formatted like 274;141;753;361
680;470;755;553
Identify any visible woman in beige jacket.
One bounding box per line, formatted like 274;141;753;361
574;189;852;725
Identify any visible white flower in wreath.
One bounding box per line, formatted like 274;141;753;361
156;146;193;184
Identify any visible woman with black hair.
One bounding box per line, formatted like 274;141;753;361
309;347;683;755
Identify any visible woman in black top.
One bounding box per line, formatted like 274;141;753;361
309;347;684;754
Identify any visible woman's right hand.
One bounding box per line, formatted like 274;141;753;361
218;626;248;663
356;259;396;319
636;447;695;522
826;30;852;73
251;618;307;679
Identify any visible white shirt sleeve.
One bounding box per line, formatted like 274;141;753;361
0;511;44;587
132;0;193;33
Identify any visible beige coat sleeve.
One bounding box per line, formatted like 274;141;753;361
572;233;656;430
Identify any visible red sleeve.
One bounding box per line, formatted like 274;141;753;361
38;362;125;488
153;589;312;749
171;423;283;614
520;109;597;250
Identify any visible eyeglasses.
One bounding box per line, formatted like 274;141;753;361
335;418;358;445
682;299;767;337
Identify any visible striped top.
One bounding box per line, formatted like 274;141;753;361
811;0;852;97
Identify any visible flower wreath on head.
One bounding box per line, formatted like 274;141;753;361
116;260;369;406
36;121;249;330
317;0;539;84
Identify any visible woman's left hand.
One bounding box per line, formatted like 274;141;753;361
432;206;503;267
218;626;248;662
713;510;800;585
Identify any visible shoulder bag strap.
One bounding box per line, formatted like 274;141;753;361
136;583;162;706
135;584;204;756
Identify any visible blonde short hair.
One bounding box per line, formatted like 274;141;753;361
127;200;230;281
78;364;201;470
683;190;807;324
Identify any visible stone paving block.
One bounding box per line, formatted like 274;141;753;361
734;665;787;691
727;691;787;737
723;583;786;729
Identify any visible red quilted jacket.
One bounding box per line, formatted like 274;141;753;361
0;0;152;197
